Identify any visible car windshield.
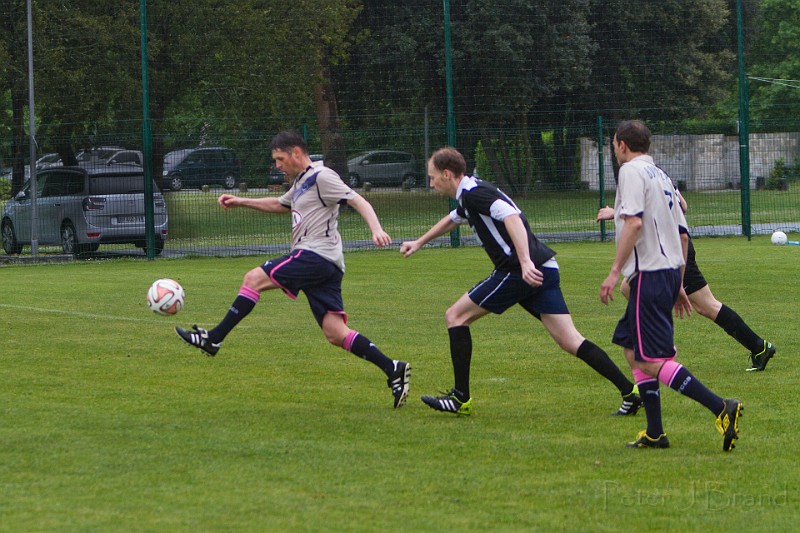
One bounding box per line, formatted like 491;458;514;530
88;175;148;194
77;148;121;162
164;150;192;166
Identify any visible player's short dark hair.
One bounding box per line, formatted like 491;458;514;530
429;147;466;176
270;131;308;154
615;120;651;153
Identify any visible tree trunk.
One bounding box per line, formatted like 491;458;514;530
313;67;348;182
11;86;27;195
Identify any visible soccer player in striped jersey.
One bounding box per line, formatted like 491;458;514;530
400;147;640;417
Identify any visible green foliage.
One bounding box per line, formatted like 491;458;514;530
766;157;800;190
747;0;800;127
0;238;798;530
0;177;10;200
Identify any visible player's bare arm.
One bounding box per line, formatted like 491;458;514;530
504;214;543;287
600;214;642;304
400;215;458;257
218;194;290;213
347;195;391;247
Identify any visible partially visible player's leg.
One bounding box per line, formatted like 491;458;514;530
541;312;639;406
626;362;668;448
176;263;276;355
422;292;488;415
689;285;775;370
207;266;275;343
315;290;410;408
686;240;775;371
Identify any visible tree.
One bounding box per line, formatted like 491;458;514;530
0;0;32;194
581;0;736;126
747;0;800;129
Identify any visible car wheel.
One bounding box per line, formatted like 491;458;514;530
223;173;237;189
154;239;164;256
348;173;361;188
61;222;90;256
2;219;23;255
61;223;77;255
169;174;183;191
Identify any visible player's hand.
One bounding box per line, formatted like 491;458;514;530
399;240;421;257
599;272;618;305
218;194;240;209
596;206;614;222
520;259;543;287
372;229;392;248
673;288;692;319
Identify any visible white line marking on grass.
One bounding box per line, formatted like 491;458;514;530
0;303;244;328
0;303;156;323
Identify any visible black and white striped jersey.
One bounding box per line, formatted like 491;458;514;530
450;176;556;271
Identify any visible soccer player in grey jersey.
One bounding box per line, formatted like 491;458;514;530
600;120;743;451
176;131;411;408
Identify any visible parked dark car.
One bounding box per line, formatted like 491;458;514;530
162;147;241;191
1;164;168;256
346;150;418;188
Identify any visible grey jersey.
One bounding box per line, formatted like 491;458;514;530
279;163;358;272
614;154;688;278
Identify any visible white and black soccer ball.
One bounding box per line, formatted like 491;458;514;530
147;278;185;315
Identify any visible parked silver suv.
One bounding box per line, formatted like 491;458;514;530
1;165;168;256
347;150;418;188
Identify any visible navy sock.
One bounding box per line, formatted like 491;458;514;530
663;365;725;415
575;340;635;396
208;293;258;343
638;379;664;437
715;304;763;354
348;332;395;376
448;326;472;400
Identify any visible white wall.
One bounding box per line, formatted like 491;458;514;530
581;132;800;191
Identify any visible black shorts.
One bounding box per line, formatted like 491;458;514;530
261;249;346;326
683;236;708;295
612;269;681;361
468;266;569;318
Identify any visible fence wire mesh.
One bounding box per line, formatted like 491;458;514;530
2;0;799;259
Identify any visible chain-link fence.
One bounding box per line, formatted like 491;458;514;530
2;1;799;259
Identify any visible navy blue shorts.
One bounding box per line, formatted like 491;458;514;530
468;267;569;318
612;269;681;361
261;249;346;327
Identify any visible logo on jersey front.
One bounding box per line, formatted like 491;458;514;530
291;209;303;228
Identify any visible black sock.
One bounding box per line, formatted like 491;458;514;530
575;340;635;396
714;304;763;354
348;332;395;376
638;379;664;437
208;292;258;343
448;326;472;400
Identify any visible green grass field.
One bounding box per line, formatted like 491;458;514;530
1;237;797;531
161;188;800;246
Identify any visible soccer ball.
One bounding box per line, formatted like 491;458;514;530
771;231;788;246
147;278;185;315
